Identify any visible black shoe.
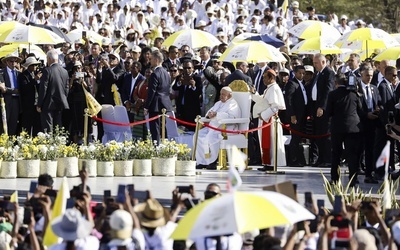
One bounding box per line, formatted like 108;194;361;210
258;165;274;171
390;171;400;181
316;162;330;168
311;161;321;167
196;164;208;169
248;160;262;165
364;176;379;184
206;162;217;170
349;179;359;187
287;162;304;167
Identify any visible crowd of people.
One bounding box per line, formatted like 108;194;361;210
0;0;399;187
0;171;399;249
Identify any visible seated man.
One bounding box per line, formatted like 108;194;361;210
195;87;241;169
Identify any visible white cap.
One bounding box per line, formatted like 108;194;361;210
291;1;299;8
340;15;348;20
109;210;133;240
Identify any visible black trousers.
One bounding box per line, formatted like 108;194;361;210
288;119;306;164
149;111;168;144
331;132;360;182
359;130;376;177
41;109;63;132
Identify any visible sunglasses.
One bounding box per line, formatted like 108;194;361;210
170;69;178;72
109;57;117;60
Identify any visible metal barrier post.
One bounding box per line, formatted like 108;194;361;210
192;115;202;161
266;115;285;174
161;108;166;141
83;108;89;146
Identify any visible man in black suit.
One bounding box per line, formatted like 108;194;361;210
18;57;42;136
358;66;381;184
120;61;145;122
371;60;388;87
37;49;70;132
326;73;362;186
162;45;181;71
250;62;268;167
0;54;22;135
225;61;253;87
285;65;308;166
310;54;335;167
144;51;173;144
375;66;398;177
172;60;202;131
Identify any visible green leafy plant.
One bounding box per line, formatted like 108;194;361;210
0;146;19;161
177;143;192;161
78;142;100;160
130;140;154;159
154;139;179;158
114;141;133;161
57;144;79;158
38;144;58;161
97;141;119;162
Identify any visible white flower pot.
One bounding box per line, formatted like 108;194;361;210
133;159;152;176
57;157;79;177
152;157;176;176
40;160;57;177
17;159;40;178
175;160;196;176
78;159;97;177
114;160;133;176
97;161;114;177
1;161;17;178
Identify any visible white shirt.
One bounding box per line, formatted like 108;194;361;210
361;81;373;110
311;71;320;101
194;233;243;250
130;74;140;96
143;221;177;250
48;236;100;250
108;229;145;250
6;67;17;89
296;78;308;105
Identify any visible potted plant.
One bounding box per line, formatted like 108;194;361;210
57;144;79;177
78;142;100;177
175;143;196;176
97;141;118;177
17;131;40;178
131;139;153;176
0;144;19;178
113;141;133;176
152;139;179;176
38;144;58;177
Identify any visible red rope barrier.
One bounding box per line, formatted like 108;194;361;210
167;115;197;127
280;122;331;139
91;115;160;127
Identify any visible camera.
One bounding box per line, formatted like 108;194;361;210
75;72;86;78
177;186;191;193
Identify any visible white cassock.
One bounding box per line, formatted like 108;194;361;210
252;82;286;166
195;97;241;165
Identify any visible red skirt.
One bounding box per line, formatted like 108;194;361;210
261;119;272;165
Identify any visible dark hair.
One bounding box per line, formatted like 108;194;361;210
200;46;210;52
335;73;347;86
294;65;305;72
385;66;396;75
168;45;178;53
132;61;142;70
253;234;282;250
38;174;54;187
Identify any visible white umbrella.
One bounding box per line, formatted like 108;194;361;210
0;25;64;44
162;29;221;49
230;32;260;44
219;41;287;63
66;29;104;45
171;191;315;240
288;20;341;41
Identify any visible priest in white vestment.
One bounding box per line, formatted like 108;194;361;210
252;69;286;167
195;87;241;167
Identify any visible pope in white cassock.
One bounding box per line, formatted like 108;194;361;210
195;87;241;168
251;69;286;167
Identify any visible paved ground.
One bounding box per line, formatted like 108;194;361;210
0;166;391;208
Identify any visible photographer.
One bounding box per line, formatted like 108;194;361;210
18;56;43;136
68;61;89;144
326;73;363;187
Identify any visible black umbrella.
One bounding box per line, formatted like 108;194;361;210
29;23;71;43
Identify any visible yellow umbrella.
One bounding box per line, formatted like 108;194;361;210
291;37;349;55
171;191;315;240
0;25;64;44
288;20;341;40
219;41;287;63
0;43;46;60
162;29;220;49
373;46;400;61
335;28;399;57
0;21;24;37
391;33;400;43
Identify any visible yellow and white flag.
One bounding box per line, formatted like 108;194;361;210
43;177;70;247
227;145;246;192
376;141;391;209
82;86;102;116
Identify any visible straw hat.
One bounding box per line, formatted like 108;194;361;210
1;52;22;64
22;56;41;68
51;209;92;241
134;199;170;228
